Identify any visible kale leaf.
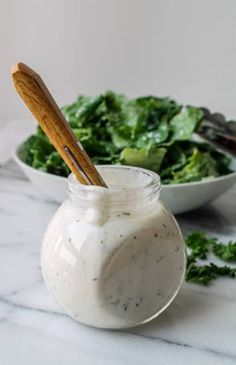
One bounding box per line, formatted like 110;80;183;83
21;91;232;183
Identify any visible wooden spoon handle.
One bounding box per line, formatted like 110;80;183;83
11;63;107;187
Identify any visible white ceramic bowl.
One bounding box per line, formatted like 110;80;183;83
14;144;236;214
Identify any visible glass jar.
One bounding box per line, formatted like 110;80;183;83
41;165;186;329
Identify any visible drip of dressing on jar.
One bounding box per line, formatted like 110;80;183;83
85;191;109;225
41;166;186;329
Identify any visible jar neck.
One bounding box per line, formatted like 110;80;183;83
68;165;161;215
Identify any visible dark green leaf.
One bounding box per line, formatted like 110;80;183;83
213;241;236;261
21;92;232;182
185;231;236;285
186;262;236;285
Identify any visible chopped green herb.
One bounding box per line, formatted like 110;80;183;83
186;231;236;285
123;302;129;311
186;231;216;259
186;262;236;286
213;241;236;261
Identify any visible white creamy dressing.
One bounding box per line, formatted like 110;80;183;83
41;167;186;329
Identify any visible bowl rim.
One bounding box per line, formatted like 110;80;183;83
14;143;236;189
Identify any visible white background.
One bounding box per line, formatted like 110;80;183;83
1;0;236;123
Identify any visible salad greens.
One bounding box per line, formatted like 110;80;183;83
22;91;232;184
186;231;236;285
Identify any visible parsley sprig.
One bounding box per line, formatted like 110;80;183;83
186;231;236;285
213;241;236;261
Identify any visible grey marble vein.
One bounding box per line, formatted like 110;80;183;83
126;331;236;362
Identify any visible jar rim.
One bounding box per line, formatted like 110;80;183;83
68;165;161;195
68;165;161;213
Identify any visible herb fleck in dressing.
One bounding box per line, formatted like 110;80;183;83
41;166;186;329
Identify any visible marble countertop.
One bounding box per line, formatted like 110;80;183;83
0;123;236;365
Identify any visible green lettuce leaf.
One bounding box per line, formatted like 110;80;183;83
21;91;232;184
170;148;219;183
170;107;204;141
120;146;167;172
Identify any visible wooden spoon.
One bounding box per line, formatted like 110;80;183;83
11;63;107;187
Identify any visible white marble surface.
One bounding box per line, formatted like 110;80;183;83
0;126;236;364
